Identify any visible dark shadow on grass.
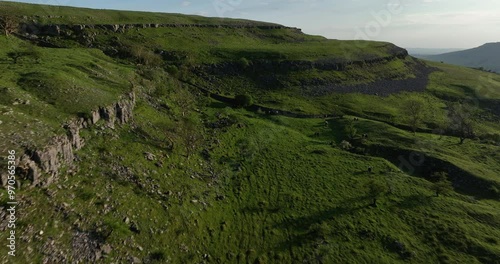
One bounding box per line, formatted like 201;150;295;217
444;142;463;147
268;196;368;253
395;194;433;210
130;126;173;152
353;170;374;176
209;101;227;109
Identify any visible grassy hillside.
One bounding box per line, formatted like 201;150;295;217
0;1;279;26
0;2;499;263
422;43;500;73
0;35;133;153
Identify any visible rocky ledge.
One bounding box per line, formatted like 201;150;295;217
19;22;300;37
2;92;136;187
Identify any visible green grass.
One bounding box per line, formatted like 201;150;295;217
0;35;133;152
0;2;499;263
0;1;280;26
3;99;499;263
426;61;500;100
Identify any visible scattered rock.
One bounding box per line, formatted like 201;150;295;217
72;231;101;263
101;244;112;254
144;152;156;161
130;222;140;234
130;256;142;264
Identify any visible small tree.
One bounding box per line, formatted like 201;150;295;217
238;57;250;68
179;119;203;159
234;94;253;108
0;15;19;36
401;98;425;134
344;119;357;140
366;180;387;207
448;102;476;144
430;171;453;197
129;45;163;68
172;86;195;117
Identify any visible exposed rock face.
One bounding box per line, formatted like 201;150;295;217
198;48;409;76
15;155;41;185
19;22;298;37
31;135;74;186
7;92;136;187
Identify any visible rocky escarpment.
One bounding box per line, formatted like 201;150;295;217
19;22;300;37
195;48;409;75
5;92;136;187
192;47;426;95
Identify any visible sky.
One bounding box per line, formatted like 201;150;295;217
7;0;500;49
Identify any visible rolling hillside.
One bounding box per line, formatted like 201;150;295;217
0;1;499;263
422;43;500;73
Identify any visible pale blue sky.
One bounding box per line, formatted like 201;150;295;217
8;0;500;48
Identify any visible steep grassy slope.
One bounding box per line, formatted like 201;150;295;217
0;2;499;264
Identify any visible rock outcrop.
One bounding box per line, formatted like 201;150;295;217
19;22;300;37
196;48;409;76
12;92;136;187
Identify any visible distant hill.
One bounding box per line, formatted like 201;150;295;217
421;42;500;72
407;48;463;56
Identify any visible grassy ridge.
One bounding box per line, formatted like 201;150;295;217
0;1;282;26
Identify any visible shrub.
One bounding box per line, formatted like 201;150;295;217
344;119;357;139
149;250;166;262
309;221;331;239
165;64;179;75
234;94;253;108
77;112;92;120
238;57;251;68
353;147;366;155
430;172;453;197
128;45;163;67
366;180;388;207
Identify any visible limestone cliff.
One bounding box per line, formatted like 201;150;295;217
7;92;136;187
